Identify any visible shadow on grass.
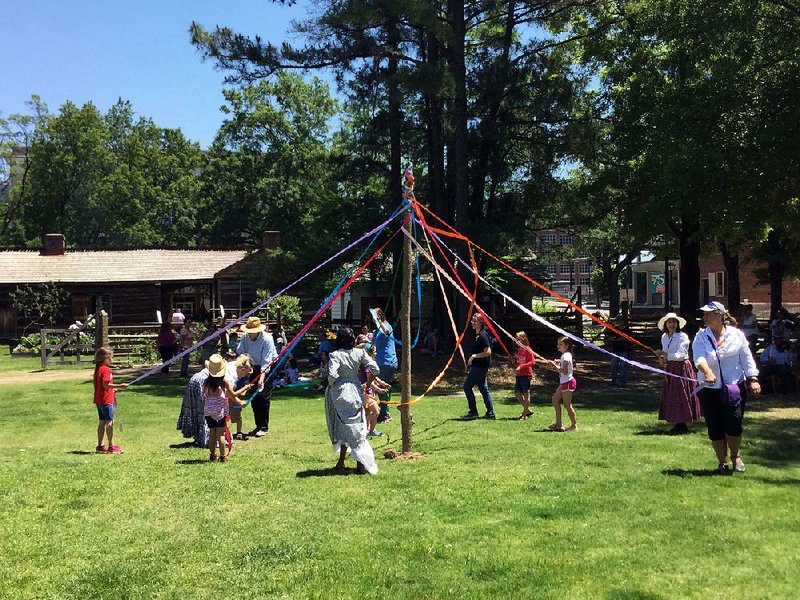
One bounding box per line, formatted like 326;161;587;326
169;441;199;449
67;450;95;455
747;476;800;486
127;378;187;399
576;389;660;414
662;468;725;478
746;416;800;468
744;394;800;413
634;425;701;436
175;459;209;465
296;467;357;478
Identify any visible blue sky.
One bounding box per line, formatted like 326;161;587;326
2;1;307;147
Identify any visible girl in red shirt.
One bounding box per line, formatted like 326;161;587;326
514;331;536;420
93;347;128;454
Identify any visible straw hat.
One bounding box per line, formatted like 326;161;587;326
205;353;227;377
242;316;266;333
658;312;687;330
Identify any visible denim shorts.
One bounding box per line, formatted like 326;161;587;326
205;416;226;428
96;403;114;421
514;376;531;393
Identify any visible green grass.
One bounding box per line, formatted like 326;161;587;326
1;370;799;599
0;351;94;374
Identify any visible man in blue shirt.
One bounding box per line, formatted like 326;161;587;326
237;316;278;437
372;308;398;423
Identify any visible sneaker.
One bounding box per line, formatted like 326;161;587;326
247;428;260;436
95;445;109;453
732;456;746;473
459;413;479;421
254;429;268;438
483;413;496;420
367;430;385;438
108;445;122;454
714;463;731;475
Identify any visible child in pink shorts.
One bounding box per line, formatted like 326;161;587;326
548;337;577;432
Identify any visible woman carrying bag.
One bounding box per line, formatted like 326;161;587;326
692;302;760;474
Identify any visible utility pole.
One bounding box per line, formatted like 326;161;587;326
399;170;414;453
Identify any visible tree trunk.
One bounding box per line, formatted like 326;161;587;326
470;0;516;225
447;0;468;231
767;257;784;321
676;222;701;333
605;260;620;317
719;242;740;310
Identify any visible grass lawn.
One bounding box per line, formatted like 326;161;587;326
1;364;799;599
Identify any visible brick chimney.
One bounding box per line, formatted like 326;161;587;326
262;231;281;251
42;233;66;256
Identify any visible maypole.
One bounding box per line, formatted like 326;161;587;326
399;166;414;453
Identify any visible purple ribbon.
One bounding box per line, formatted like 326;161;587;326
421;223;697;385
128;210;403;385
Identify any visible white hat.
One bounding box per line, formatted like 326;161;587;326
205;353;227;377
658;312;687;330
700;301;726;314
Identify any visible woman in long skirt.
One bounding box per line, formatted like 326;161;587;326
657;313;702;434
325;327;386;474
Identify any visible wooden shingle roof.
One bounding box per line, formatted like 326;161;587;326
0;248;253;284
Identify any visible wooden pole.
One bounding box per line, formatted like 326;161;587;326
400;208;414;453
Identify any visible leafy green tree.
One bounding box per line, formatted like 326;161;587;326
21;99;203;247
10;283;70;331
0;95;50;245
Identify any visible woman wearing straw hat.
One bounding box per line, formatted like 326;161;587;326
656;312;701;434
236;316;278;438
692;301;760;474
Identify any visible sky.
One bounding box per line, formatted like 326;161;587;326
2;1;308;148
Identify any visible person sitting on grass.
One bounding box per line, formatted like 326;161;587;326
548;337;578;432
203;354;231;462
93;347;128;454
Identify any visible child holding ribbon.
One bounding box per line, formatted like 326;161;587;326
548;337;578;432
514;331;536;420
93;347;128;454
224;354;255;441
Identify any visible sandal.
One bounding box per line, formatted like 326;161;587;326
547;423;565;432
218;455;228;463
564;425;578;432
209;454;217;462
518;411;533;420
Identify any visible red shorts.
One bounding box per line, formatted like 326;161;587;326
559;378;577;392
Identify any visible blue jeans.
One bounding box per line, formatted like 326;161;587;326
464;366;494;416
377;362;397;421
611;352;629;386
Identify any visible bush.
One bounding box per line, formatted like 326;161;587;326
14;331;93;356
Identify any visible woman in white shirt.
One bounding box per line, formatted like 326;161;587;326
692;301;760;474
656;313;701;434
